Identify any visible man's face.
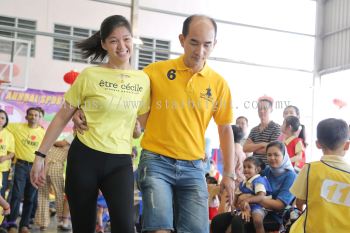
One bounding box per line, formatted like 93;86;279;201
179;17;216;72
26;109;41;125
258;101;272;122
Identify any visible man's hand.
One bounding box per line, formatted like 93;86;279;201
72;109;88;134
133;120;142;138
30;156;46;188
0;157;6;163
220;176;235;207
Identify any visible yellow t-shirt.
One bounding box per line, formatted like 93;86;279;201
290;155;350;200
0;171;2;223
290;160;350;233
7;123;45;162
141;55;233;160
64;66;150;154
0;129;15;172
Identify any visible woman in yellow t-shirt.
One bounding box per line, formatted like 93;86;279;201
0;110;13;224
30;15;150;233
0;109;15;199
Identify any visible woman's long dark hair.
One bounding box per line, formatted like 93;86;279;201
76;15;132;62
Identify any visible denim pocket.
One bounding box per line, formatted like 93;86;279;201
191;159;204;170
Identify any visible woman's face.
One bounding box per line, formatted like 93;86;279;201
102;26;133;66
266;146;284;168
283;107;298;119
0;112;6;128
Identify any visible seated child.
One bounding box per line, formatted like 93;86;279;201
234;157;272;233
206;175;220;221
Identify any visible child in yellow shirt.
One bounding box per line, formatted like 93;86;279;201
290;118;350;233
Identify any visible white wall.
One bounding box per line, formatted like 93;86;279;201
1;0;131;92
0;0;316;91
1;0;325;158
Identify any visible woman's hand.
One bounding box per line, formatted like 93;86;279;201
72;109;88;134
30;156;46;188
237;193;253;207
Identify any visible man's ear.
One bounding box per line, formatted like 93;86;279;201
179;34;185;47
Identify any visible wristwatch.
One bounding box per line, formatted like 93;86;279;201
223;172;237;181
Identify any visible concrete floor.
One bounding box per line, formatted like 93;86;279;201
23;218;72;233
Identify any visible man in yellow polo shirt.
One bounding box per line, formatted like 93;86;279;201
6;107;45;233
72;14;236;233
137;15;236;233
290;118;350;233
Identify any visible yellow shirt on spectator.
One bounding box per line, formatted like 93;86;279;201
65;66;150;154
7;123;45;162
0;128;15;172
0;171;3;223
141;55;233;160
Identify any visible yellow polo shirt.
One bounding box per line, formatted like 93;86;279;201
65;66;150;154
141;55;233;160
0;128;15;172
7;123;45;162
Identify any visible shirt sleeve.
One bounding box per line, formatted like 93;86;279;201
290;164;309;200
270;123;281;141
64;69;87;108
6;123;17;134
295;140;304;154
213;80;233;125
255;183;267;194
248;126;259;142
276;171;297;206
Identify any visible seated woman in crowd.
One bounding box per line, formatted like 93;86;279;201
211;141;296;233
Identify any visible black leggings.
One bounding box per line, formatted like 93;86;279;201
66;138;134;233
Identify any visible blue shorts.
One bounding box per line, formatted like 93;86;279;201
250;204;267;217
137;150;209;233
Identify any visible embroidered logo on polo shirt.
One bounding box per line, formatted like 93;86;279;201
167;69;176;80
200;86;213;102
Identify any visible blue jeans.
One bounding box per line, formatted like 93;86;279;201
7;161;37;229
0;171;10;198
137;150;209;233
